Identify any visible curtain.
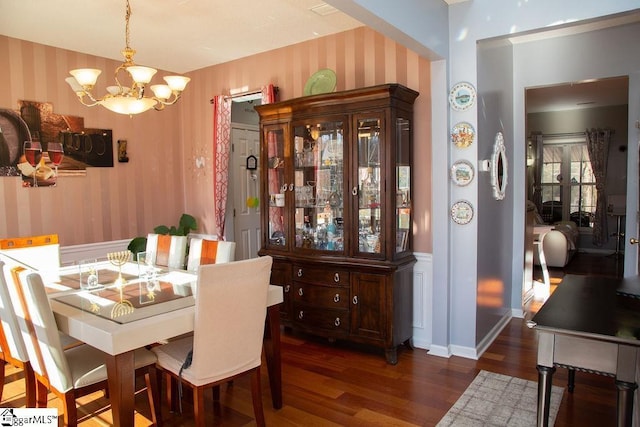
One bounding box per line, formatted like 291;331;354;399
212;84;276;239
212;95;232;239
531;133;543;214
585;128;611;246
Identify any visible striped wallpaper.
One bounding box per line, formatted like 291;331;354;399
0;26;432;253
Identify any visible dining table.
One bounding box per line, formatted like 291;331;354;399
41;260;283;427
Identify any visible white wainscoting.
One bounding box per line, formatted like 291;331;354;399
412;252;432;350
60;239;130;265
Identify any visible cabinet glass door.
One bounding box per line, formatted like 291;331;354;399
396;117;411;254
356;116;383;255
265;126;287;249
293;121;344;252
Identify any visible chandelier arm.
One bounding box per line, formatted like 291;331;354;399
76;94;101;107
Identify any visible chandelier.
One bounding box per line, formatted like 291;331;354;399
65;0;190;115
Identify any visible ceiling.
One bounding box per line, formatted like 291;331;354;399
0;1;634;112
0;0;363;74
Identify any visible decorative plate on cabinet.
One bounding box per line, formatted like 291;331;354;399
304;69;337;96
449;82;476;111
450;160;475;186
451;200;474;225
451;121;475;149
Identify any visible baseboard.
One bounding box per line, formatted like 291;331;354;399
427;344;452;358
475;311;512;359
60;239;130;265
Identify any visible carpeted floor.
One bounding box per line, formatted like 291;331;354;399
437;370;564;426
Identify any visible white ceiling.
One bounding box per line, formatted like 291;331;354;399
0;0;363;74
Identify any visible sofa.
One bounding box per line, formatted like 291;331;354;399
533;221;579;268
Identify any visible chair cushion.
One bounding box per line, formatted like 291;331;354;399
151;336;196;381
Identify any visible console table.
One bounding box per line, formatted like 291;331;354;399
528;274;640;427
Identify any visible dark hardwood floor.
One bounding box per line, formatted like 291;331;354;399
0;253;624;425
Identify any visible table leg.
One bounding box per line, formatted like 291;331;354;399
615;380;637;427
105;351;135;427
263;304;282;409
536;365;555;427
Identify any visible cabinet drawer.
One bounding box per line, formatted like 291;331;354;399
293;305;350;333
293;283;349;309
293;265;349;286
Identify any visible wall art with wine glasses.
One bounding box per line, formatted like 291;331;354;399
0;100;113;188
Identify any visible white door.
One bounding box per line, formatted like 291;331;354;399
230;124;261;260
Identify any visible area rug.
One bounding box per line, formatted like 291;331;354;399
437;370;564;426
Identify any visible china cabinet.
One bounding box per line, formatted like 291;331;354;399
256;84;418;364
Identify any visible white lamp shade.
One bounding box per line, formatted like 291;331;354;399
100;97;157;115
65;77;84;92
164;75;190;91
127;66;157;84
69;69;102;86
151;84;172;100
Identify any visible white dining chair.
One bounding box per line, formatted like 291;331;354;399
146;233;188;269
0;260;36;407
11;267;161;427
186;238;236;272
152;256;273;427
0;234;61;271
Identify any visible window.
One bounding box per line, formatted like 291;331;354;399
540;139;595;228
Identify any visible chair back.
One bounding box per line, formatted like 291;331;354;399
0;234;60;271
146;234;187;269
0;261;29;362
186;238;236;272
191;256;272;382
12;269;74;393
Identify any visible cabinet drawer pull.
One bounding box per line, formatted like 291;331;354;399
334;317;341;327
284;284;290;293
334;273;340;283
281;184;288;193
297;268;303;277
333;293;340;303
298;310;304;319
352;295;358;305
352;186;358;196
289;183;295;191
298;288;304;296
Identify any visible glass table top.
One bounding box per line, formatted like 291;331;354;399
49;262;196;324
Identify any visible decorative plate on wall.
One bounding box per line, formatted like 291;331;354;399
451;200;474;225
450;160;475;186
449;82;476;111
451;122;475;149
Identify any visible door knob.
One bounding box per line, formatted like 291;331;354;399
630;238;639;245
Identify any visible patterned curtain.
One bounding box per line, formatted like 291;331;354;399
531;133;543;214
585;128;611;246
212;95;232;238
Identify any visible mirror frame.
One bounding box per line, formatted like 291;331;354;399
490;132;507;200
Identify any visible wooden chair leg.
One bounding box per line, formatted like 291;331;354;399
250;367;265;427
0;359;5;401
35;379;48;408
62;391;78;427
193;385;206;427
145;368;162;427
23;364;37;408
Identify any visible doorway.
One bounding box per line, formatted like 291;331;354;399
225;99;262;260
524;77;629;287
